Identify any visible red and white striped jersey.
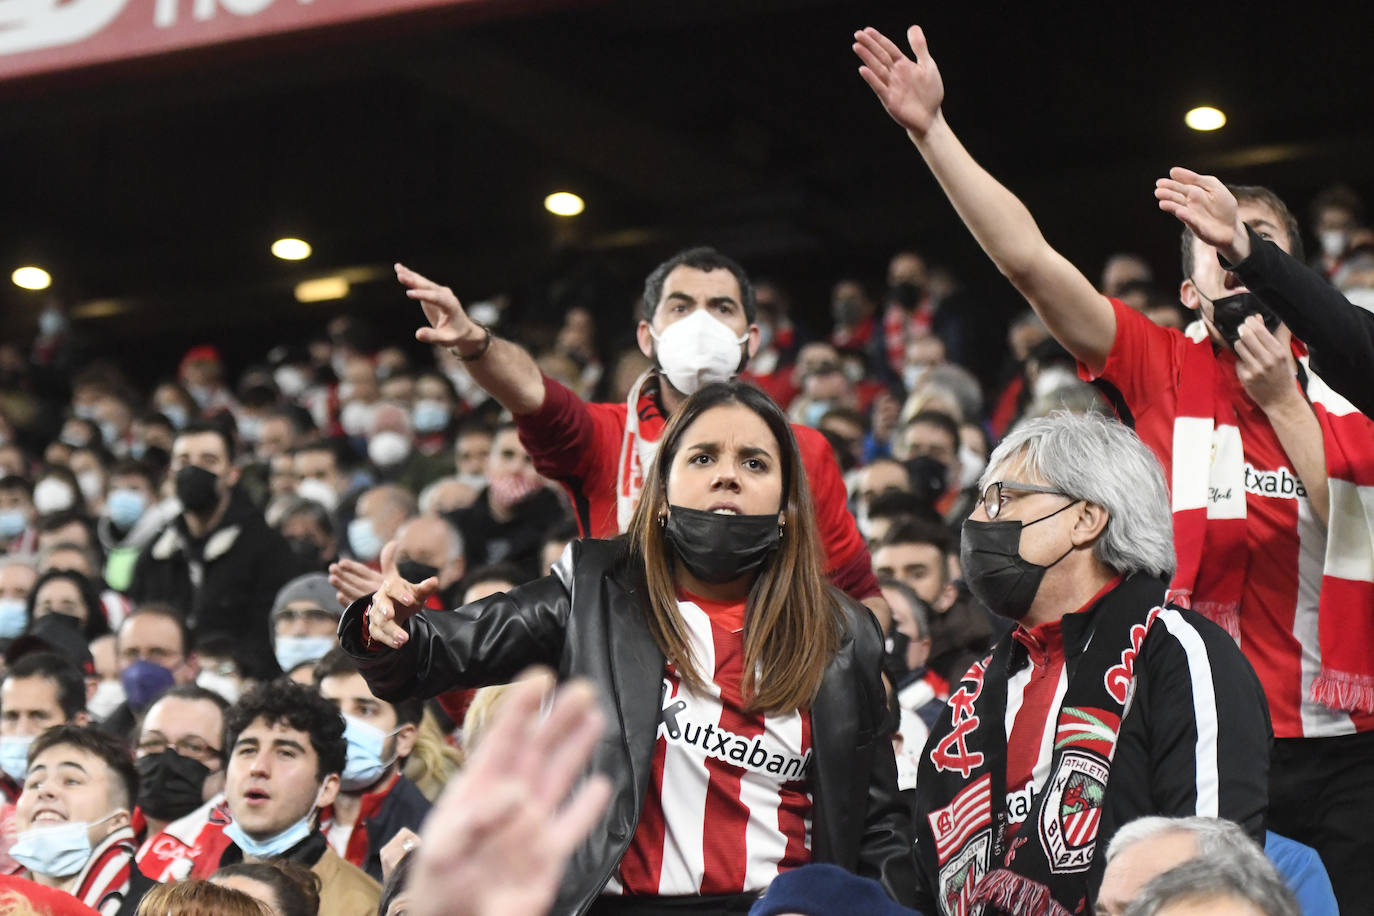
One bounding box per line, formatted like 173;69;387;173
609;594;813;897
1084;300;1374;738
1001;621;1069;836
135;795;233;882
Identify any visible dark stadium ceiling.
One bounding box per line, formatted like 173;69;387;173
4;0;1374;374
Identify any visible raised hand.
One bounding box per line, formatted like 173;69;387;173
1155;167;1249;260
853;26;945;139
1234;315;1299;411
408;671;613;916
365;540;440;650
329;556;385;607
396;263;485;351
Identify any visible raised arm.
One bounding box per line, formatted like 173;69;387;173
397;264;546;415
1157;167;1374;417
854;26;1116;372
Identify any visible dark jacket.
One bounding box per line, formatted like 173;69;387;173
339;538;918;915
351;773;431;882
1226;223;1374;417
128;488;298;675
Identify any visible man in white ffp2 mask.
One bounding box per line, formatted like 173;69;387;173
390;248;891;629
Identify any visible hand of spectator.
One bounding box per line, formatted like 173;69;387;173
1155;167;1251;262
379;827;421;881
853;26;945;140
407;671;612;916
1234;315;1300;412
396;263;487;351
367;541;440;650
329;557;385;607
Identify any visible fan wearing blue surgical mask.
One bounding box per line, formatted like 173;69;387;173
313;648;430;882
214;680;381;916
12;726;144;913
0;653;90;803
269;573;344;683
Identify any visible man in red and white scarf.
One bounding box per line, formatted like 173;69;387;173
11;726;153;915
394;249;889;628
854;23;1374;911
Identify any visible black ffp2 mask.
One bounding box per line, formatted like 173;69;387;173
959;501;1080;621
136;749;211;821
174;465;221;514
1206;291;1280;346
663;505;780;585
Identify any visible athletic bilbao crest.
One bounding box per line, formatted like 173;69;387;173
1038;751;1108;873
937;829;989;916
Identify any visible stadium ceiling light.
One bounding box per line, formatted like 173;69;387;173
294;276;349;302
1185;106;1227;131
12;266;51;290
271;237;313;260
544;191;585;217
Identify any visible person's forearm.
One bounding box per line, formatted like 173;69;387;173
1265;394;1330;526
908;115;1114;369
453;328;547;416
1227;228;1374;416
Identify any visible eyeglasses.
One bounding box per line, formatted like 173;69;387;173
136;734;221;761
981;480;1069;520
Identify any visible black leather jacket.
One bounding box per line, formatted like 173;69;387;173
339;538;917;915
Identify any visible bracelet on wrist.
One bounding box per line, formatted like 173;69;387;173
452;323;493;362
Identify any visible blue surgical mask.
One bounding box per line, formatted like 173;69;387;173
224;806;316;860
159;404;188;430
106;489;147;530
274;635;335;675
0;734;33;782
347;517;382;562
340;716;398;791
0;598;27;639
11;811;121;878
120;659;176;712
0;509;28;539
411;400;450;433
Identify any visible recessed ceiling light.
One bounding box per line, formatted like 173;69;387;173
294;277;349;302
544;192;585;217
271;238;312;260
11;266;51;290
1185;106;1226;131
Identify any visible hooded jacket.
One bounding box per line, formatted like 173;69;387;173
339;538;917;914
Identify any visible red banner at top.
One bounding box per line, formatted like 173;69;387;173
0;0;476;80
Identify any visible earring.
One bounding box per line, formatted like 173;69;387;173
658;512;667;528
778;525;785;539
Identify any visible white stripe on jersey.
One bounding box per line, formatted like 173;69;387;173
1158;609;1220;816
657;599;718;893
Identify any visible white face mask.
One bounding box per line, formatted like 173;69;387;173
33;478;76;515
1319;229;1349;259
957;443;987;491
294;477;340;513
196;670;241;705
88;679;126;721
368;431;412;468
649;309;748;395
1032;365;1080;400
76;471;104;505
339;402;375;438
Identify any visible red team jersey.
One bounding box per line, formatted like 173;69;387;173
609;594;813;897
1082;300;1374;738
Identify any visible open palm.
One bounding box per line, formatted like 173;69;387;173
854;26;945;138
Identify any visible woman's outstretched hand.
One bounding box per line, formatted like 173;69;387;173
367;541;440;649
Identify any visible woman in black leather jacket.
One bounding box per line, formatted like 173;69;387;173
339;381;917;915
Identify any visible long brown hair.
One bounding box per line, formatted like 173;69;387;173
628;382;842;714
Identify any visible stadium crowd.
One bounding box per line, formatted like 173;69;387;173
0;21;1372;916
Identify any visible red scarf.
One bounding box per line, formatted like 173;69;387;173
614;370;668;532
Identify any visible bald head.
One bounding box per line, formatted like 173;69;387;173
356;485;417;544
395;516;465;591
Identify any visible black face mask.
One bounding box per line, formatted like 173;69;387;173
889;281;925;309
136;749;211;821
1193;287;1281;346
663;505;781;585
906;456;950;506
397;560;440;585
883;628;913;685
175;465;221;514
285;537;324;569
959;500;1080;621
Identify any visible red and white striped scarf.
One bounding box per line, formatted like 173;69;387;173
1170;326;1374;713
71;825;139;916
614;370;668;532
